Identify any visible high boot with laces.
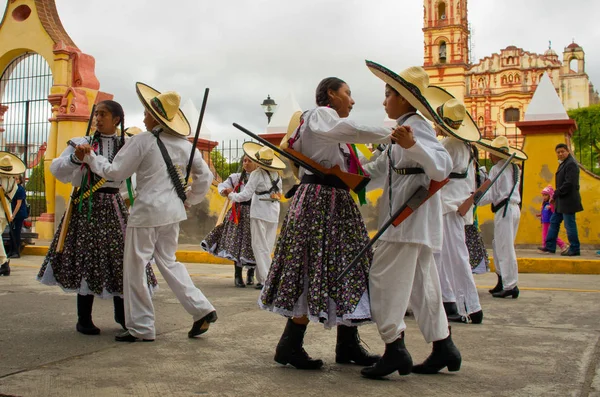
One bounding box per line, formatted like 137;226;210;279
113;296;126;330
361;332;412;379
335;325;380;366
76;294;100;335
246;268;255;286
489;273;503;294
274;319;323;370
411;327;461;374
0;261;10;276
234;265;245;288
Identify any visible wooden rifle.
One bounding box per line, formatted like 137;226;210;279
56;105;96;253
186;88;210;185
233;123;370;194
337;178;448;282
457;152;516;216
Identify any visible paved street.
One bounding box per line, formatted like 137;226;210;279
1;256;599;397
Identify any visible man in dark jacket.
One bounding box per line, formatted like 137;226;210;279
538;143;583;256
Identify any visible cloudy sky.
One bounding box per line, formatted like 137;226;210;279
28;1;600;140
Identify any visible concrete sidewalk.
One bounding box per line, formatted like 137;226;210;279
1;256;599;397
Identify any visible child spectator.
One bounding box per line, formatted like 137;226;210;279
538;186;568;254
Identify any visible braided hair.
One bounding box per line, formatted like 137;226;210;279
315;77;346;107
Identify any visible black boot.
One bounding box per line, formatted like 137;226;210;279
411;328;461;374
113;296;126;330
76;294;100;335
492;286;519;299
489;273;503;294
361;332;412;379
274;319;323;370
234;266;245;288
0;260;10;276
246;268;255;286
335;325;380;366
448;309;484;324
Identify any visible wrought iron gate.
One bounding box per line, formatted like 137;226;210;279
0;52;53;220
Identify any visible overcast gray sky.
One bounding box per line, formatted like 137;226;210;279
35;1;600;140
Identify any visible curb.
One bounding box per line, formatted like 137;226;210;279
22;246;600;275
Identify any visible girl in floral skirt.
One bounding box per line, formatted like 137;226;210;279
38;100;158;335
259;77;391;369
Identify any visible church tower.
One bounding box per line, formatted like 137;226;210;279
423;0;470;101
559;41;591;109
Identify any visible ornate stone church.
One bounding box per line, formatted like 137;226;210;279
422;0;598;140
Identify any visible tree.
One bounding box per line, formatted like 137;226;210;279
568;104;600;175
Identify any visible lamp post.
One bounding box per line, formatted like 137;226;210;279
260;95;277;124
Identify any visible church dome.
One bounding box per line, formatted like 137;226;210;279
544;48;557;57
567;42;581;50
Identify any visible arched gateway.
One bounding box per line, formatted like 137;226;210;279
0;0;112;238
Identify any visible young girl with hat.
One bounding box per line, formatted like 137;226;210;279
201;155;259;288
427;90;484;325
360;61;460;379
79;83;216;342
227;142;284;289
538;185;568;254
0;153;24;276
37;100;158;335
475;136;528;299
260;76;391;370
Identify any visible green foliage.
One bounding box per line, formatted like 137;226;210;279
568;104;600;175
210;151;241;180
25;161;45;192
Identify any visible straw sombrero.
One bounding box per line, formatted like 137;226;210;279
135;82;191;136
243;142;286;171
280;111;303;178
424;86;481;142
366;60;436;122
0;152;25;176
124;126;143;137
474;136;528;162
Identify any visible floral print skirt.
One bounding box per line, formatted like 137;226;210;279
38;192;158;298
201;203;256;268
465;224;489;271
259;183;373;329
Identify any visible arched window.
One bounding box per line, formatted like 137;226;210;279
478;116;484;128
501;75;507;85
569;58;579;73
438;2;446;19
504;108;520;123
478;78;485;88
439;42;447;63
515;74;521;83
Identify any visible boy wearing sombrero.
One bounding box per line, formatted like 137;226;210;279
361;61;461;378
475;136;527;299
0;153;24;276
79;83;217;342
227;142;285;288
427;91;484;325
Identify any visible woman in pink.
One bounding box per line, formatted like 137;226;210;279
538;186;568;254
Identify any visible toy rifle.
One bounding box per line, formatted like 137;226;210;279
56;105;95;253
336;178;448;282
186;88;210;186
457;152;516;216
233;123;370;193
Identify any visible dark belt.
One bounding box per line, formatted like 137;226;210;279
392;167;424;175
300;174;349;191
96;187;120;194
449;172;468;179
238;200;251;206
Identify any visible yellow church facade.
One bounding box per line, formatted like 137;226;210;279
422;0;598;145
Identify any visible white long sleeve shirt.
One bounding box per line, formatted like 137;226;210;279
477;159;521;209
363;112;452;251
218;173;245;196
292;107;391;177
84;128;213;227
228;168;282;223
0;176;16;223
440;136;474;221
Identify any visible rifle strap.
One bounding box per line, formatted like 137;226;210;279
153;130;187;202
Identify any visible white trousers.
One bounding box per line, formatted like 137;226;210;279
0;219;7;263
435;212;481;316
492;203;520;290
250;219;277;284
124;223;215;339
370;241;449;344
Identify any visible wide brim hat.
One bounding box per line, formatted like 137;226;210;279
279;111;302;151
136;82;191;136
424;86;481;142
366;60;436;122
474;136;528;162
243;142;286;171
0;152;25;175
124;126;143;137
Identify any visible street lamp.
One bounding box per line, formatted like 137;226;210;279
261;95;277;124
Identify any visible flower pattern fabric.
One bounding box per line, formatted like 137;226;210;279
465;224;489;270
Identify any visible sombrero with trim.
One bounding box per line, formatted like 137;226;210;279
366;60;436;122
474;135;528;162
425;86;481;142
280;111;303;178
135;82;191;136
0;152;25;176
124;126;143;137
243;142;286;171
